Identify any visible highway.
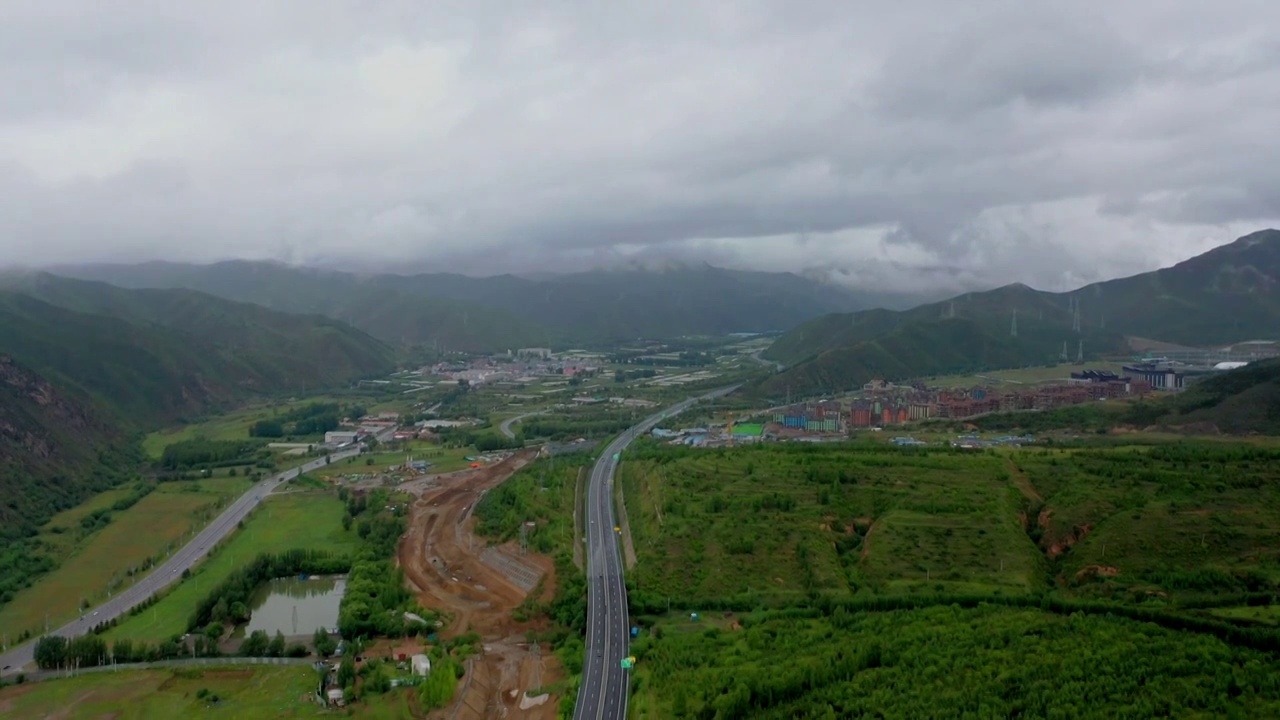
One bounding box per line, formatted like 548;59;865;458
574;386;738;720
0;438;377;673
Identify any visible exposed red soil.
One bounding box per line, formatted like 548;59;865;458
395;449;562;720
1038;508;1093;559
1074;565;1120;582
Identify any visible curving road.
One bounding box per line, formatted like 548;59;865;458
574;386;738;720
499;409;551;440
0;443;371;673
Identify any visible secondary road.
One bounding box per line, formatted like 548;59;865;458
574;386;738;720
498;408;552;439
0;434;385;674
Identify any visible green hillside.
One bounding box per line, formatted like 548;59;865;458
760;229;1280;397
0;282;396;426
0;283;395;601
10;273;397;399
0;355;138;539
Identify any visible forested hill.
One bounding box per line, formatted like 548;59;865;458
756;229;1280;398
0;282;395;562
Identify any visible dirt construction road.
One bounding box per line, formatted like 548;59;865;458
397;449;563;720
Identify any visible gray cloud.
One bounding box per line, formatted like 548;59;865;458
1;0;1279;294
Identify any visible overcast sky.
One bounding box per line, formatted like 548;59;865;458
2;0;1278;292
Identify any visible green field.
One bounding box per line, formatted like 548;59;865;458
141;395;358;459
729;422;763;436
618;441;1280;607
0;664;422;718
106;491;358;643
917;361;1128;389
619;442;1041;606
310;441;476;480
0;479;251;639
628;604;1280;719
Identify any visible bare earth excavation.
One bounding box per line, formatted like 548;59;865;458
396;449;562;720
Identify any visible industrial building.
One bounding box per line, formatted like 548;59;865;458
1122;364;1185;391
324;430;359;445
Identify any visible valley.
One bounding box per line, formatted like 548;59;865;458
4;229;1280;718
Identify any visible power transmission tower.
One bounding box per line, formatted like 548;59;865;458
1010;309;1018;338
1072;296;1082;333
1060;341;1068;362
1077;339;1084;363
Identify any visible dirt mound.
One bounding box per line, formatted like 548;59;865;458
396;449;562;720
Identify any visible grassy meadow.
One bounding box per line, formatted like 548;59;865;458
0;664;423;719
106;491;358;644
140;394;369;459
916;361;1128;389
0;479;251;639
309;441;477;480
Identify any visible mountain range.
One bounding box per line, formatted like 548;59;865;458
757;229;1280;397
50;261;932;350
0;276;397;540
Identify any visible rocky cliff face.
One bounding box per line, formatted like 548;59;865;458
0;355;126;538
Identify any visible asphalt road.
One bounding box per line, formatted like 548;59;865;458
0;442;373;674
574;386;738;720
498;409;551;439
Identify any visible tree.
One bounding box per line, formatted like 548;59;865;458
34;636;68;670
211;597;230;623
419;655;457;709
240;630;270;657
313;627;337;657
268;630;286;658
204;622;224;641
337;655;356;688
249;420;285;438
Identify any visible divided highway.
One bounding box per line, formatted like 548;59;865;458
574;386;738;720
0;443;370;674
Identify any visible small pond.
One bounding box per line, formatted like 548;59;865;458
235;575;346;637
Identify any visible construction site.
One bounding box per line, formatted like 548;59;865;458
394;449;563;720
